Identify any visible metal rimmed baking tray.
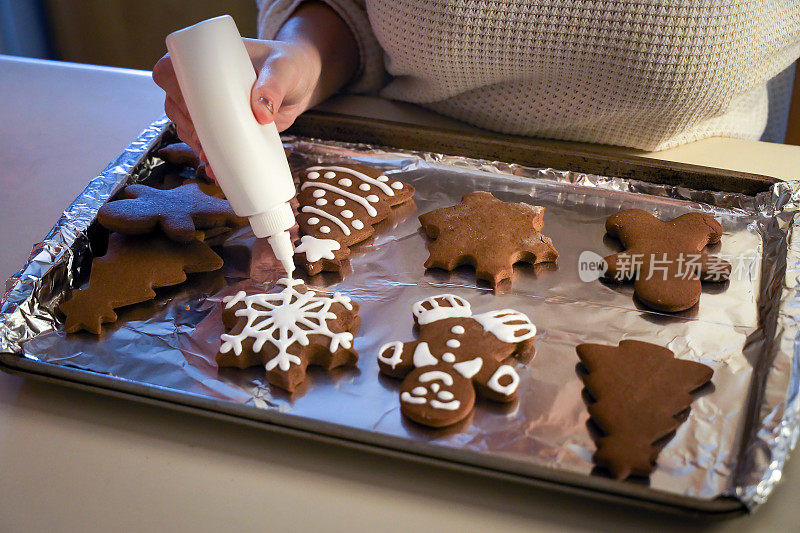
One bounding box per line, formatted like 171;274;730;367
2;111;798;519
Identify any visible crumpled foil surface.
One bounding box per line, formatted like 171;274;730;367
2;117;799;511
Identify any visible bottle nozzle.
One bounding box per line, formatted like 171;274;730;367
267;230;295;278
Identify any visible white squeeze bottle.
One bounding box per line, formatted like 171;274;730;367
165;15;296;276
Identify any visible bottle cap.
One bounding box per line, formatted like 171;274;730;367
248;202;294;238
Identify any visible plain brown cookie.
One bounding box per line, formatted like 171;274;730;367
419;191;558;288
60;232;223;334
97;183;246;243
377;294;536;428
294;164;415;276
603;209;731;312
216;278;360;392
576;340;713;480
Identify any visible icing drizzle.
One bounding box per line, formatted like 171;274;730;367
220;279;353;372
301;181;378;217
302;206;351;236
306;165;398;197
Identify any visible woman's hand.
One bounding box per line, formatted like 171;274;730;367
152;2;358;176
152;38;321;162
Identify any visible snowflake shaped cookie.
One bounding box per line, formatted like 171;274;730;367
378;294;536;428
217;278;361;392
418;191;558;288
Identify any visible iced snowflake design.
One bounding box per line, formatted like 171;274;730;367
219;278;355;372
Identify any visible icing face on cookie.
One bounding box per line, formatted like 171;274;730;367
217;278;361;392
294;163;415;277
377;294;536;428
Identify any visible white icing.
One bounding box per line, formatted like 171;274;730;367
446;339;461;349
453;357;483;379
451;325;465;334
419;370;454;385
391;181;403;190
430;399;460;410
341;210;353;218
438;390;454;401
306;166;396;196
431;383;440;393
219;279;353;373
301;206;351;235
378;341;404;369
359;184;370;191
442;352;456;363
377;175;389;182
412;342;437;367
334;199;346;207
338;178;352;187
400;392;426;405
301;182;378;217
315;198;327;206
312;189;325;198
412;295;472;325
351;220;364;230
320;226;331;234
294;235;341;263
307;217;319;225
411;387;427;396
307;171;320;179
366;195;379;203
473;309;536;343
323;171;336;179
487;365;520;396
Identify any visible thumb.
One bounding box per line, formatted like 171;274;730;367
251;56;299;125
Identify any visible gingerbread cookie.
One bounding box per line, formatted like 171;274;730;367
378;294;536;428
60;233;223;334
576;340;713;480
157;141;209;181
217;278;360;392
602;209;731;312
295;164;415;275
97;183;246;243
419;192;558;288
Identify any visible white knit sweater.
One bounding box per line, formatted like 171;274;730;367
257;0;800;151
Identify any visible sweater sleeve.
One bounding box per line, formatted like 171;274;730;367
255;0;387;94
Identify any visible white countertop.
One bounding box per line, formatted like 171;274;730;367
1;54;799;532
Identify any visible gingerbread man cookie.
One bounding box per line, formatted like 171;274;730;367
576;340;713;480
378;294;536;428
157;141;210;181
418;192;558;288
295;164;415;275
602;209;731;312
216;278;360;392
97;183;246;243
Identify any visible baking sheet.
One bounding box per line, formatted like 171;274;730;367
3;118;799;512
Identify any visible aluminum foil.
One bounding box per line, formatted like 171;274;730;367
2;117;799;511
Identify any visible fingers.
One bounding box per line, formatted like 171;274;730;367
251;54;302;125
152;54;187;110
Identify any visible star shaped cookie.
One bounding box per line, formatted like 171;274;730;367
216;278;361;392
418;191;558;288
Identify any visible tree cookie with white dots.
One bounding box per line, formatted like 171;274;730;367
294;164;415;275
377;294;536;428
